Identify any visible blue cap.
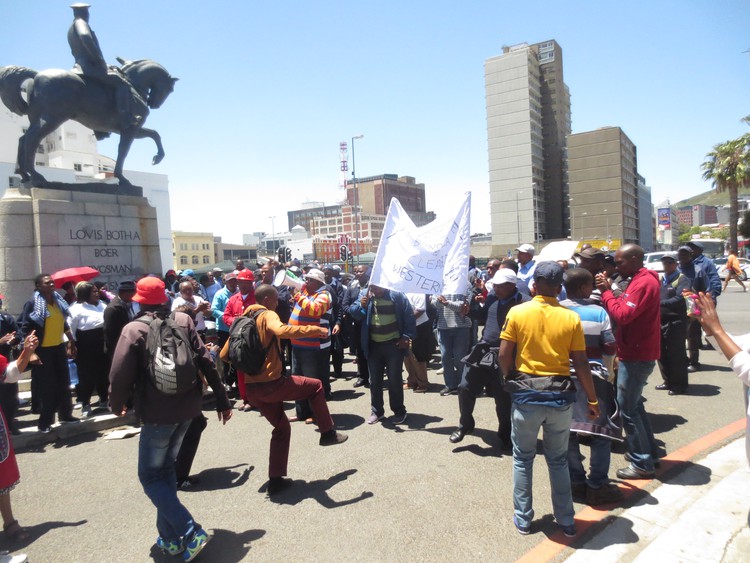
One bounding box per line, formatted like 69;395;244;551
686;241;704;250
182;269;195;277
533;261;565;286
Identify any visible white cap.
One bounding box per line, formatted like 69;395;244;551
515;243;535;255
491;268;518;286
304;268;326;284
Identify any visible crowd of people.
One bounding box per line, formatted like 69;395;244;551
0;238;746;559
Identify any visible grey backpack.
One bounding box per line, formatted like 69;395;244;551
138;314;199;394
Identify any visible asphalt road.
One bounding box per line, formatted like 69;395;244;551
6;288;749;562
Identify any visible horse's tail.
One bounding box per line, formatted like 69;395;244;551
0;65;37;116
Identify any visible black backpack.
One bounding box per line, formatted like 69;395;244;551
228;309;275;375
137;313;199;395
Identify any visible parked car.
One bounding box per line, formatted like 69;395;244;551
713;257;750;281
643;252;670;274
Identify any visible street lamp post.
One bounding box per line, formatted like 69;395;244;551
351;134;364;265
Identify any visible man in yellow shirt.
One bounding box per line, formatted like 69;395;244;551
499;262;599;538
18;274;80;433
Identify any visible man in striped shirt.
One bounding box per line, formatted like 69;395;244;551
289;269;332;421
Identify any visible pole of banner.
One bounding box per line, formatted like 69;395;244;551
352;134;363;265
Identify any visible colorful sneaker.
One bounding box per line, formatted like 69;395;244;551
183;528;209;562
156;536;184;556
513;514;530;535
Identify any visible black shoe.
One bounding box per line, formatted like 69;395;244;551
624;452;661;468
498;438;513;454
439;387;457;396
687;364;700;373
353;378;367;388
655;383;670;391
38;426;51;434
449;428;472;443
267;477;293;495
59;416;80;424
669;387;687;396
319;429;348;446
616;465;655;480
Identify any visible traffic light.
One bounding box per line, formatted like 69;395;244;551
285;247;292;261
339;244;349;262
277;246;285;262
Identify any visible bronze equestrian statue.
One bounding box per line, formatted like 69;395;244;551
0;4;177;188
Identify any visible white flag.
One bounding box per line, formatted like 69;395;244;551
370;193;471;294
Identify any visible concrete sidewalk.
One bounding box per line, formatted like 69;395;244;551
565;438;750;562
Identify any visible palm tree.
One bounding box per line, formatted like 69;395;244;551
701;116;750;253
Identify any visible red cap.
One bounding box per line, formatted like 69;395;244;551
133;277;168;305
165;269;177;277
236;269;255;281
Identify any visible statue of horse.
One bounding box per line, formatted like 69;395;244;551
0;58;177;188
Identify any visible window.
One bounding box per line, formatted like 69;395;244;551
179;243;187;251
191;243;198;250
74;163;82;172
202;256;210;264
202;243;209;250
180;256;188;265
192;255;199;265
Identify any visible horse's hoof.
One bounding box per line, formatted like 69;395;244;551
152;154;164;165
30;173;48;188
117;178;133;188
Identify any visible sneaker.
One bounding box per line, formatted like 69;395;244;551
414;387;428;393
319;429;348;446
586;484;623;505
513;514;530;535
571;483;587;503
0;554;28;563
390;412;407;425
439;387;457;396
59;416;80;424
559;523;577;538
97;401;110;412
183;528;209;562
435;368;444;375
37;426;51;434
80;404;92;419
156;536;184;556
366;413;384;425
616;464;655;480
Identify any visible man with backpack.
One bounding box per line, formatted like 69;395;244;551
221;284;347;496
109;277;233;562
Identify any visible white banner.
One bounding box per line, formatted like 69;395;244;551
370;193;471;295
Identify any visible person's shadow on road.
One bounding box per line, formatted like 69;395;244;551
0;519;87;550
149;528;266;563
185;464;254;492
264;468;374;508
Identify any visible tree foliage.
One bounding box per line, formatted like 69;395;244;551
701;116;750;253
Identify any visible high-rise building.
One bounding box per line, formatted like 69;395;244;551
484;40;571;253
567;126;641;247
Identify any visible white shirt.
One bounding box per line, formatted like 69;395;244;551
406;293;429;326
69;301;106;338
172;295;208;331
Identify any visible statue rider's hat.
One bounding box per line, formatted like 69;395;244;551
70;3;91;11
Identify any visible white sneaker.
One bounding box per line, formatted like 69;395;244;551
0;552;28;563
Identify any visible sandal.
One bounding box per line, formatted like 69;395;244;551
4;519;29;542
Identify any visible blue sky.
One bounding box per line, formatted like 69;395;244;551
2;1;749;243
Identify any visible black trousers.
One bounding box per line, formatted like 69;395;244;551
457;362;511;444
34;344;73;428
659;319;688;389
75;327;109;405
175;414;207;482
687;317;702;366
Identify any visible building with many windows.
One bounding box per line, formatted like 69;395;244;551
484;40;571;253
567;126;642;248
172;231;215;269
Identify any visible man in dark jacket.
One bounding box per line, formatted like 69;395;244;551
656;254;690;395
109;277;232;560
103;280;137;362
343;265;371;388
449;269;529;450
596;244;661;479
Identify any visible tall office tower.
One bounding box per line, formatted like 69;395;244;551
485;40;571;252
567;126;641;247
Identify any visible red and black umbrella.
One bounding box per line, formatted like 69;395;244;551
50;266;101;288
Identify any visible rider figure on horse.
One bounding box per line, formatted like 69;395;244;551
68;3;144;130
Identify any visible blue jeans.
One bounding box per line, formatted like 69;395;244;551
438;328;470;390
617;360;657;471
511;402;574;527
567;433;611;489
138;421;196;542
367;340;406;417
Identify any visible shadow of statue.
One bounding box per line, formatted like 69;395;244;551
149;528;266;563
0;519;87;550
264;469;374;508
186;464;254;492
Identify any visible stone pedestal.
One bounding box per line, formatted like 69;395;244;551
0;186;162;315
